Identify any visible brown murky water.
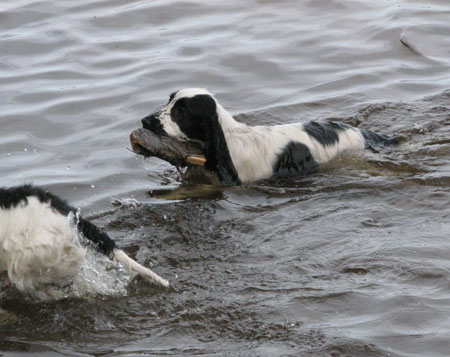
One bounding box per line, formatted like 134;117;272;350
1;0;449;356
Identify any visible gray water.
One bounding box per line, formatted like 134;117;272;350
1;0;450;356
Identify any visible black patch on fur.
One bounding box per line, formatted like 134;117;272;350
303;121;350;146
273;142;319;178
170;96;210;142
360;129;399;147
170;95;240;186
0;185;116;255
76;218;116;256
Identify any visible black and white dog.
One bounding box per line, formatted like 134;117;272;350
0;185;169;296
141;88;397;185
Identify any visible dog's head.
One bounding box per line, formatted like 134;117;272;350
140;88;240;185
141;88;215;141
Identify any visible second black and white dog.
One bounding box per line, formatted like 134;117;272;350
0;185;169;297
141;88;398;185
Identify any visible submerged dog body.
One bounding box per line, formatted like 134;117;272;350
140;88;397;185
0;185;168;296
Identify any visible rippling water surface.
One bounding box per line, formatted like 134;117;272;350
1;0;450;356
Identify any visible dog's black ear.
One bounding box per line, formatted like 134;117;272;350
180;95;240;186
203;113;241;186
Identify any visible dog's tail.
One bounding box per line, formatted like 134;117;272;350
77;217;169;288
359;128;399;147
112;249;169;288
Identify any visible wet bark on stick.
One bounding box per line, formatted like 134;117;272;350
130;128;206;167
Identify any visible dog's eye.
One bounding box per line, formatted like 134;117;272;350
177;106;186;114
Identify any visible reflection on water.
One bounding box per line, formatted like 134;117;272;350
1;0;450;356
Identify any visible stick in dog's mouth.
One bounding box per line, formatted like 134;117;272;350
129;129;155;157
130;128;206;167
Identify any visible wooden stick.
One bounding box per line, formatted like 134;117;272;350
130;128;206;167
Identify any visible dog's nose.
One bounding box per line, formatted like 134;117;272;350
142;113;157;129
141;117;151;129
141;113;167;136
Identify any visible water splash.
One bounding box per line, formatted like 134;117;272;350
70;248;133;298
68;210;133;299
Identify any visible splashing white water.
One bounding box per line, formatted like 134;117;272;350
70;248;133;298
68;211;133;299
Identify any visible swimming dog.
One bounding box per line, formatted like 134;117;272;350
138;88;397;185
0;185;169;297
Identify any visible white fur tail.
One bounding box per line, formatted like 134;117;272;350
112;249;169;288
